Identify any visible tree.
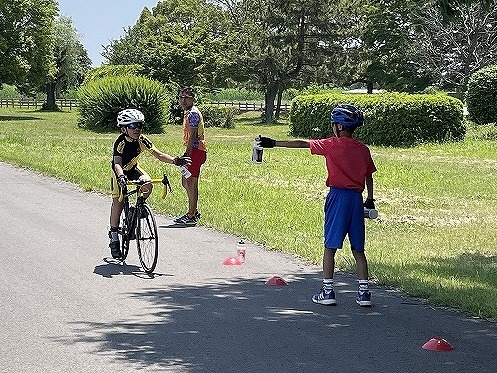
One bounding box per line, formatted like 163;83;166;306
43;15;92;110
103;0;230;88
355;0;434;93
415;0;497;93
220;0;347;123
0;0;57;92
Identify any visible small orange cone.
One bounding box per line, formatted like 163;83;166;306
265;276;288;286
223;256;243;265
422;337;454;351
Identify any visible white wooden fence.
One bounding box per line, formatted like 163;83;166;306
0;99;291;111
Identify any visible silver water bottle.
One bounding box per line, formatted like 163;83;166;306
364;208;378;219
178;165;192;179
252;136;263;164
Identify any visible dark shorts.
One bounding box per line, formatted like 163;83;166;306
185;147;207;178
324;188;365;251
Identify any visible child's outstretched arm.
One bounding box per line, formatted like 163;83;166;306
258;136;310;149
151;149;191;166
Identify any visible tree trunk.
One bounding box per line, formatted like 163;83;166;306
367;81;374;94
275;88;283;120
43;81;59;111
263;84;278;123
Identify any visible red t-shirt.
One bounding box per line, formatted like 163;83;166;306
309;137;376;192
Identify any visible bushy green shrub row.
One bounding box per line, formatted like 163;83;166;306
198;104;238;128
467;65;497;125
77;75;169;133
289;93;465;147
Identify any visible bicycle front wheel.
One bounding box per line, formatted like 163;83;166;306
136;204;159;274
119;206;132;261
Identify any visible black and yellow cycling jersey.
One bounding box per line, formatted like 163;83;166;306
110;134;156;198
111;133;156;172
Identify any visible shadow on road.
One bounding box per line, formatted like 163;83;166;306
54;272;497;372
93;258;143;278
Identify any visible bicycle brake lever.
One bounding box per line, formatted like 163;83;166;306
161;174;172;199
162;174;172;191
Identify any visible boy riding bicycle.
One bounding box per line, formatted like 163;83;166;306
108;108;190;259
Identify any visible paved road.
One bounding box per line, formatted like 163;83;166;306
1;162;496;372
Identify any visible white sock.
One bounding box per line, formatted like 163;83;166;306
358;279;369;293
323;279;334;292
110;231;119;242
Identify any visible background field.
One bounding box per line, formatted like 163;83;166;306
0;107;496;320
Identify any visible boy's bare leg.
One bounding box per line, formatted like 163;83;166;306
352;250;369;279
323;248;337;279
182;176;199;217
110;198;124;228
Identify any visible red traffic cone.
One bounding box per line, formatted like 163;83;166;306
422;337;454;351
265;276;288;286
223;256;243;265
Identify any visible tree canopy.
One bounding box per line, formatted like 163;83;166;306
103;0;230;88
101;0;497;123
0;0;58;92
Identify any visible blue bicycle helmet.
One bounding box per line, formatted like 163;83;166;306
331;104;364;128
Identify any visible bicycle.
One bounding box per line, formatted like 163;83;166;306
117;174;171;274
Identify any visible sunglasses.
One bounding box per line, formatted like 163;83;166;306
127;122;144;129
179;95;194;99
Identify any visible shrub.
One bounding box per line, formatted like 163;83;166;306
77;75;170;133
0;85;20;99
198;104;238;128
289;93;465;147
467;65;497;125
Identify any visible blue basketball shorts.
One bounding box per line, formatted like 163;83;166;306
324;188;365;251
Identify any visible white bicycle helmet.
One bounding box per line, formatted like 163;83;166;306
117;109;145;127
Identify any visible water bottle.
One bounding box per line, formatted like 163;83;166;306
364;208;378;219
178;165;191;179
236;240;246;262
252;136;263;164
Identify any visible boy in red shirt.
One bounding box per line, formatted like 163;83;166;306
258;104;376;306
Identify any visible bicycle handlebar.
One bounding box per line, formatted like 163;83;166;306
118;173;172;202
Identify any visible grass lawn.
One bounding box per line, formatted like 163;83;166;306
1;107;496;321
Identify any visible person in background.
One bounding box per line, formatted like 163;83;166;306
174;87;207;226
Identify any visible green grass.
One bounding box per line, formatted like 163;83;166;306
1;107;496;321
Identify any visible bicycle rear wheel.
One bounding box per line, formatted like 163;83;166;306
136;204;158;273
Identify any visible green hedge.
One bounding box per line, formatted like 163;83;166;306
467;65;497;125
289;93;465;147
77;75;170;133
198;104;238;129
